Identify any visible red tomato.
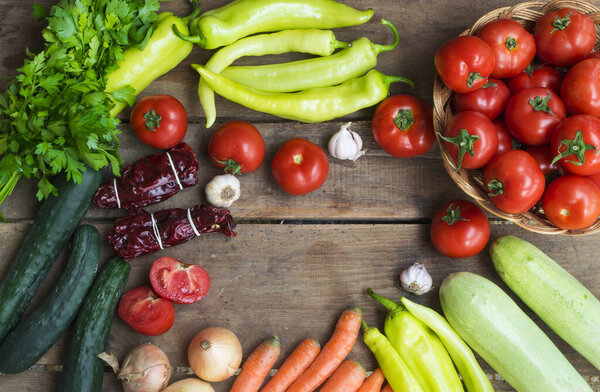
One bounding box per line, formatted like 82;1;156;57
561;59;600;118
441;111;498;170
542;175;600;230
476;19;536;78
271;138;329;195
550;115;600;176
524;145;563;177
504;87;566;146
130;95;188;149
434;36;496;93
484;150;545;214
506;64;563;95
493;118;517;157
453;79;510;120
430;200;490;259
149;257;211;304
208;121;265;174
371;95;435;158
118;286;175;336
534;8;596;67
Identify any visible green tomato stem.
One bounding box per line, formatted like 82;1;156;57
438;128;479;172
393;109;414;131
442;203;469;225
551;130;597;167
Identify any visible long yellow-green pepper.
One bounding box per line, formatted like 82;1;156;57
401;297;495;392
362;319;424;392
368;289;464;392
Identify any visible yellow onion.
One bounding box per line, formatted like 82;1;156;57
163;378;215;392
118;343;171;392
188;327;242;382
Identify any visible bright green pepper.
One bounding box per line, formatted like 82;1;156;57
401;297;495;392
191;66;413;123
362;319;424;392
199;29;349;128
173;0;373;49
220;19;399;93
105;11;196;118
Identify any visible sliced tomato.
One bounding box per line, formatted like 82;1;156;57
150;257;210;304
118;286;175;336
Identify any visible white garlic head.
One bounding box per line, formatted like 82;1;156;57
205;174;241;208
400;263;433;295
328;122;366;161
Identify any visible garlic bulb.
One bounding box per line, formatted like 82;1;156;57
400;263;433;295
205;174;240;208
328;122;366;161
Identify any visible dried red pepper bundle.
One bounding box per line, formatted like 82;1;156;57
108;203;237;261
93;143;199;209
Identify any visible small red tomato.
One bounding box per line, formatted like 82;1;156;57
484;150;545;214
524;145;563;177
477;19;536;78
371;95;435;158
561;59;600;118
118;286;175;336
506;64;563;95
430;200;490;259
453;79;510;120
542;175;600;230
441;111;498;170
208;121;265;174
434;35;496;93
130;95;188;149
271;138;329;196
504;87;566;146
149;257;211;304
550;115;600;176
534;8;596;67
494;118;518;157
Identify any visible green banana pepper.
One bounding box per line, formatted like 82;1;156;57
220;19;399;93
362;319;424;392
173;0;373;49
401;297;495;392
191;66;412;123
106;11;197;117
368;290;464;392
199;29;349;128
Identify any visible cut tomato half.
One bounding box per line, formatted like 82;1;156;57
149;257;210;304
118;286;175;336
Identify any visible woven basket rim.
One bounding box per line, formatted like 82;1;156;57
433;0;600;236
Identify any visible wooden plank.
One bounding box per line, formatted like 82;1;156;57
1;222;600;391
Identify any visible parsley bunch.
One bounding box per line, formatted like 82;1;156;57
0;0;162;216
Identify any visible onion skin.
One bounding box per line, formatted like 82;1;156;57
118;343;171;392
188;327;242;382
163;378;215;392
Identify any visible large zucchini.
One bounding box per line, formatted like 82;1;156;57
440;271;592;392
491;235;600;372
0;224;101;374
58;257;130;392
0;167;102;342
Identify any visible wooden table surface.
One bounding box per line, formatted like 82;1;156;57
2;0;600;391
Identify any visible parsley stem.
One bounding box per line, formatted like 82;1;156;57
0;172;22;222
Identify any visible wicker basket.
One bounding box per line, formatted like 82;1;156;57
433;0;600;235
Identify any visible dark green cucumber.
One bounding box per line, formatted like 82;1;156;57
0;224;101;374
0;167;102;342
58;257;130;392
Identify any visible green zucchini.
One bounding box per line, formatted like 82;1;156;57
58;257;130;392
0;167;102;342
440;271;592;392
491;235;600;372
0;224;101;374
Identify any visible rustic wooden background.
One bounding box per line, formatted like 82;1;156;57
1;0;599;391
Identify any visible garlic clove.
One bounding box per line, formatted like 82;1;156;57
399;263;433;295
328;122;366;161
205;174;241;208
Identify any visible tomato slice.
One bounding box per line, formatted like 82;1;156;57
118;286;175;336
150;257;210;304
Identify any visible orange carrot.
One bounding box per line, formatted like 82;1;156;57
260;338;321;392
230;336;280;392
381;384;394;392
319;359;366;392
357;368;385;392
286;308;363;392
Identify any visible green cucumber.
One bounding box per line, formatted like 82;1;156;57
0;167;102;342
58;257;130;392
0;224;101;374
491;235;600;372
440;271;592;392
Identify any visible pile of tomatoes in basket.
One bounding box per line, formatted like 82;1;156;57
434;7;600;231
